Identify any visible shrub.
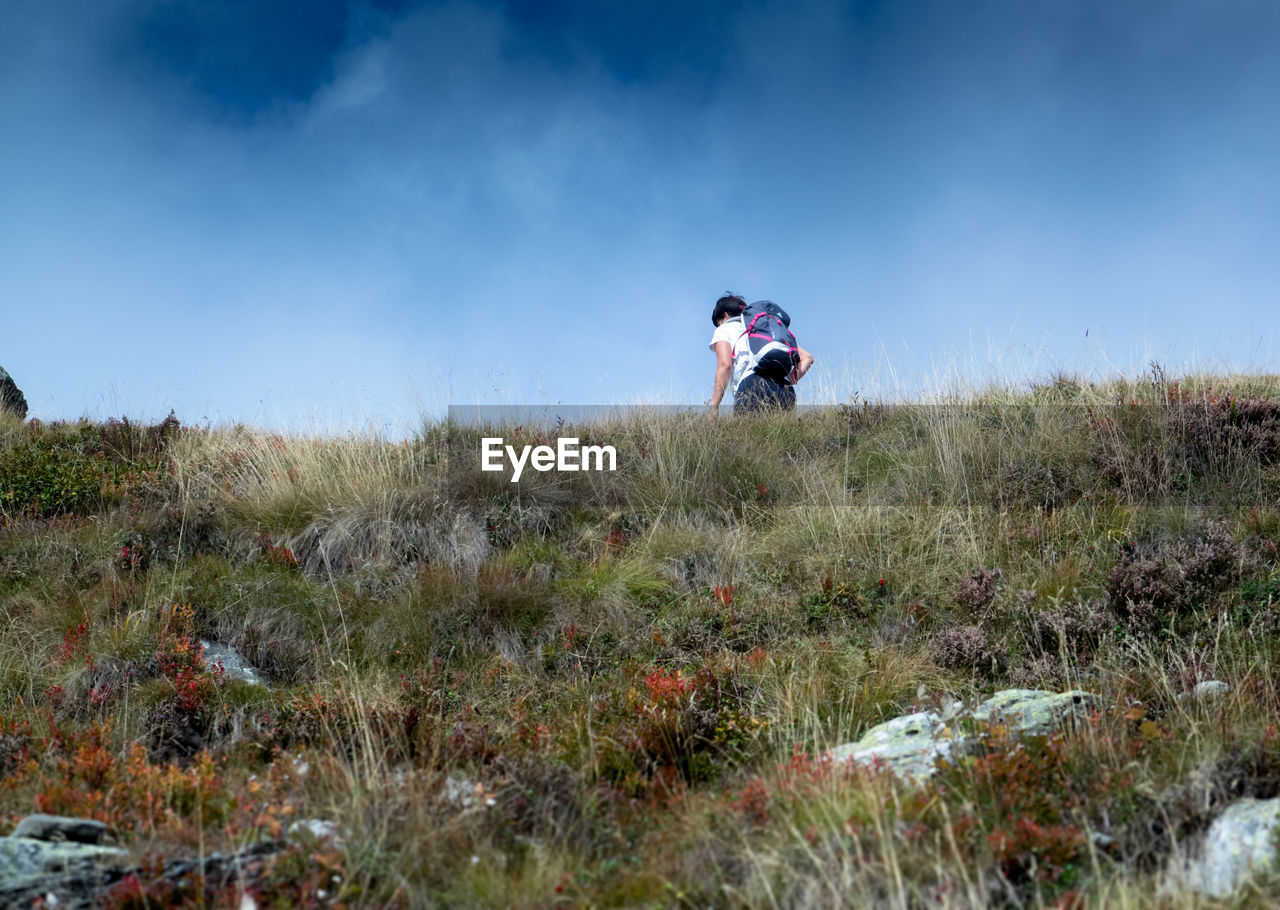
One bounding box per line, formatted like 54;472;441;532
928;624;1007;678
26;721;236;840
0;419;172;519
1181;396;1280;470
598;663;765;799
995;458;1082;512
952;567;1000;616
797;575;866;628
937;720;1145;899
95;411;181;464
1022;595;1110;663
143;625;226;762
0;435;107;517
1106;522;1240;633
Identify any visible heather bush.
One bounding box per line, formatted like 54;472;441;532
1020;592;1110;664
1106;521;1241;634
928;624;1007;678
1180;396;1280;472
951;566;1000;616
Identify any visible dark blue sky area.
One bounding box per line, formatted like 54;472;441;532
2;0;1278;427
125;0;746;118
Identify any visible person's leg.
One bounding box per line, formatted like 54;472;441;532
734;374;794;415
733;373;766;415
778;382;796;410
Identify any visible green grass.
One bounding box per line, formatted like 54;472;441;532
4;375;1280;906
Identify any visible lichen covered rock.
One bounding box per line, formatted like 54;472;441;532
826;710;963;782
11;815;111;845
1165;797;1280;897
0;834;129;907
1177;680;1230;704
827;688;1102;782
967;688;1099;736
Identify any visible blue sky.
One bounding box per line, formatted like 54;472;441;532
2;0;1278;430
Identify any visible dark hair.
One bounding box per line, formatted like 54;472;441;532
711;293;747;326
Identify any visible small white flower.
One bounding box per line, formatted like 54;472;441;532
471;855;480;865
485;797;497;807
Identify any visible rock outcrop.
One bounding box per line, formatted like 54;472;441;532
1164;797;1280;897
826;688;1101;782
11;815;112;845
831;687;1280;901
0;815;129;908
826;709;962;781
200;640;265;686
0;366;27;419
966;688;1099;737
0;814;306;907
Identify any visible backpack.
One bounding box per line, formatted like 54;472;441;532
738;300;799;382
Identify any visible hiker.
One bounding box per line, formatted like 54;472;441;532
709;293;814;415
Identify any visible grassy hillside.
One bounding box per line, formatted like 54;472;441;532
4;372;1280;907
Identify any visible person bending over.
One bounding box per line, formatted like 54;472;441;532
709;293;814;416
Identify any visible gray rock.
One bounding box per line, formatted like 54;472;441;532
0;835;130;906
826;689;1101;782
289;818;342;845
11;815;110;846
1178;680;1230;703
0;366;27;419
1164;797;1280;897
439;775;498;809
825;710;964;782
440;775;482;808
199;640;264;686
967;688;1100;737
1;815;287;909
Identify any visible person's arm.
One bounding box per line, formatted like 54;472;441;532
791;346;815;384
710;340;733;414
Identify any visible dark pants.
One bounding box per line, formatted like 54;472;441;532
734;372;796;415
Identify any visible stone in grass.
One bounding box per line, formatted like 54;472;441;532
439;775;498;809
825;710;964;783
11;815;111;846
1176;680;1230;704
288;819;342;846
1164;797;1280;898
0;833;129;899
825;689;1101;783
199;640;264;686
966;688;1100;737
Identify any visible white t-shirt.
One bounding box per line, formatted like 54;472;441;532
709;316;753;393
